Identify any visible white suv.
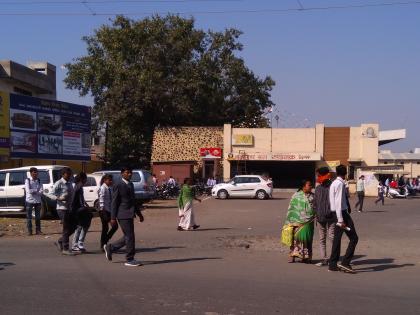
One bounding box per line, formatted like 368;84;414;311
212;175;273;200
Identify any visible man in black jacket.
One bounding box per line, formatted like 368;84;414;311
104;167;144;267
313;167;335;267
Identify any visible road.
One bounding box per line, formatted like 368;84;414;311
1;193;420;315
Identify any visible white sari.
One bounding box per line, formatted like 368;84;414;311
179;201;196;230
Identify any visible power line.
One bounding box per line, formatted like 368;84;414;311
0;0;243;4
0;0;419;15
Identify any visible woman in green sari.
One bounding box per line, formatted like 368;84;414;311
284;180;315;263
178;178;201;231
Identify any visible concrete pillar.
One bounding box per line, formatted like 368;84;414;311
315;124;324;157
223;124;232;181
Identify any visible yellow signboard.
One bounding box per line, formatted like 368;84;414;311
0;91;10;155
232;134;254;146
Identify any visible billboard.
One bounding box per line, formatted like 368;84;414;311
9;93;91;160
0;91;10;156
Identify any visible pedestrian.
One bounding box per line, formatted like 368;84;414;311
329;165;359;274
283;180;315;264
99;174;118;250
53;167;77;256
375;182;385;206
206;176;216;188
313;167;335;267
71;172;92;253
152;174;157;186
355;175;365;212
177;178;201;231
167;176;176;186
25;167;44;236
104;167;144;267
384;177;390;196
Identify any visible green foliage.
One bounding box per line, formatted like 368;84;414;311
65;14;275;168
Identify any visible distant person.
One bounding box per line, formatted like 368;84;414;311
206;176;216;187
167;176;176;186
283;180;315;264
98;174;118;250
390;178;398;189
355;175;365;212
71;172;92;253
177;178;201;231
25;167;44;236
104;167;144;267
398;176;405;187
384;177;390;196
152;174;157;185
375;181;385;206
329;165;359;274
53;167;77;255
313;167;335;267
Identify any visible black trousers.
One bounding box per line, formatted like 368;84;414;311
111;219;135;261
375;193;385;205
355;192;365;211
99;211;118;247
58;210;78;251
329;211;359;268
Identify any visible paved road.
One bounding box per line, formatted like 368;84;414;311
1;194;419;315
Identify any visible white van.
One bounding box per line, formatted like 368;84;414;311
0;165;69;218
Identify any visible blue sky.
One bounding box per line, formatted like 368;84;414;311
1;0;419;151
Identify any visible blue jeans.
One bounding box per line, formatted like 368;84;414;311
26;203;41;233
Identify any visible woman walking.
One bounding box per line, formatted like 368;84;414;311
283;180;315;264
177;178;201;231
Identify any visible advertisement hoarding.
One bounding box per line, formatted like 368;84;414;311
9;93;91;161
0;91;10;156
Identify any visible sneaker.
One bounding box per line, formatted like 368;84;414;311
328;266;339;272
54;241;63;252
124;260;143;267
72;246;82;253
177;226;185;231
316;260;328;267
104;244;112;261
338;263;356;274
62;250;75;256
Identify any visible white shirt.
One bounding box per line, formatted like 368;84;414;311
99;183;112;212
25;177;43;204
329;177;348;223
168;178;176;185
356;179;365;192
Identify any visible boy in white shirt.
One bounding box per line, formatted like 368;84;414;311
25;167;44;235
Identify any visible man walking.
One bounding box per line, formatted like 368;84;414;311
355;175;365;212
313;167;335;267
99;174;118;250
25;167;44;236
104;167;144;267
329;165;359;274
52;167;77;255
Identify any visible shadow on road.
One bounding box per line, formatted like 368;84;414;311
0;262;15;270
144;205;178;209
143;257;222;265
193;228;232;232
136;246;186;253
353;258;415;272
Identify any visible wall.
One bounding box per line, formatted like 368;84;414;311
378;161;420;178
349;124;379;166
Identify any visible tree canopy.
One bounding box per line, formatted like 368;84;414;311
65;14;275;168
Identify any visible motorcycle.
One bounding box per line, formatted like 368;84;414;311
156;183;180;200
387;186;409;199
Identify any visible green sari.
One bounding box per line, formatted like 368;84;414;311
178;184;194;209
284;191;315;260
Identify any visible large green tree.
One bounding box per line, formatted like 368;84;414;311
65;15;275;168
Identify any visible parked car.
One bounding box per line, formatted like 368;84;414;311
92;169;156;202
0;165;69;219
83;174;103;208
211;175;273;200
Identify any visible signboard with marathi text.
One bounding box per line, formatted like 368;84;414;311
228;152;321;161
0;91;10;156
232;134;254;146
9;93;91;161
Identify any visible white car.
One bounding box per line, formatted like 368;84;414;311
212;175;273;200
83;174;103;208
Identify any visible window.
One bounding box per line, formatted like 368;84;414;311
9;172;26;186
37;171;50;184
85;177;97;187
0;173;6;186
248;177;261;183
131;172;141;183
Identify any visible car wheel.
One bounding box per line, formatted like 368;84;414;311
217;189;228;200
33;202;47;220
256;190;267;200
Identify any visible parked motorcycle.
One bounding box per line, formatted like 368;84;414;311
387;186;409;199
156;183;180;199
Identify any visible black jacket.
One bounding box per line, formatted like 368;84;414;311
71;183;86;213
111;181;138;220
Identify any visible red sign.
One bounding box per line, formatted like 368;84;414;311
200;147;222;158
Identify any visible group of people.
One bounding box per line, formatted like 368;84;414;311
282;165;359;274
25;167;203;267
